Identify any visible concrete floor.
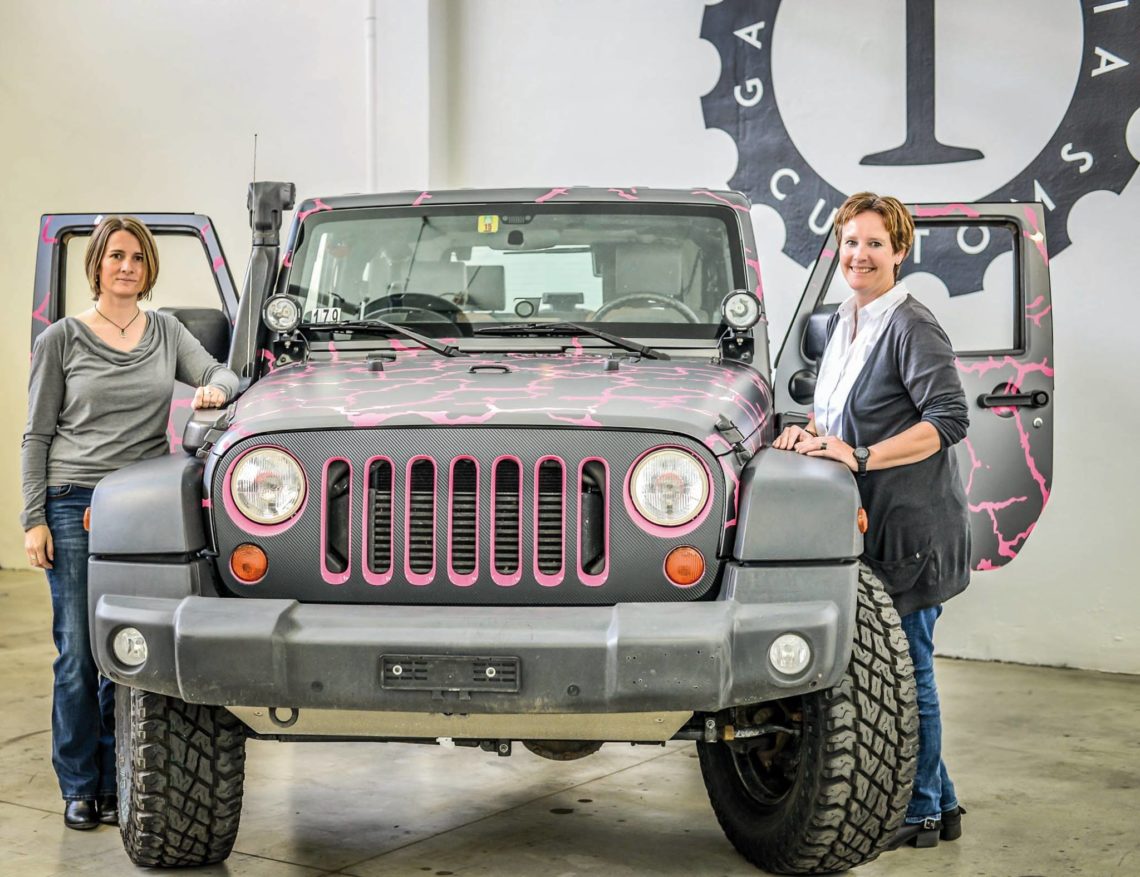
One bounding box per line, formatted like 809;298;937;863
1;569;1137;877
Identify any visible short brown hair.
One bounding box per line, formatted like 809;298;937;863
833;192;914;279
84;215;160;300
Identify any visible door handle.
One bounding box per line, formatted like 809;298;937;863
978;390;1049;409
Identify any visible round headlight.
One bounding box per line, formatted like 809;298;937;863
230;448;306;524
721;291;761;330
263;295;302;333
630;449;709;527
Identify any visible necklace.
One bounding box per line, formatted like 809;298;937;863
95;304;142;337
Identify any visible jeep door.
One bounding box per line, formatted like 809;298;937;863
773;203;1053;571
31;213;238;448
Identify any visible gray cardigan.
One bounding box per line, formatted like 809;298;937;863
826;295;971;615
21;312;239;529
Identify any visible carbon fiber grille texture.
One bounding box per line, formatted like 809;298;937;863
210;428;724;605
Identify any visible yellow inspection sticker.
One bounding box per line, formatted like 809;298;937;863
477;215;500;233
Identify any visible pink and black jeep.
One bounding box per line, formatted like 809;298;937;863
33;183;1053;872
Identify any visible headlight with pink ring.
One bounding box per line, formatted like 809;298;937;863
629;448;709;527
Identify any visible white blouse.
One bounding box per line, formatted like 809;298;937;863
813;283;910;441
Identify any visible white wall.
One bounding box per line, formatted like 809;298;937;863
2;0;1137;673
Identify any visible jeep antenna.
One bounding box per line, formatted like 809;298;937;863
252;133;258;183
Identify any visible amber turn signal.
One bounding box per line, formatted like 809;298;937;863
230;543;268;583
857;508;868;534
83;506;91;532
665;546;705;587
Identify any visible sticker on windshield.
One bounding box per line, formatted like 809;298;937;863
310;307;342;323
477;215;500;233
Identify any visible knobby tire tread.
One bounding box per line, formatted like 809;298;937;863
698;564;919;874
116;686;247;867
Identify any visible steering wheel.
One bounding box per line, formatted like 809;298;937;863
361;293;469;333
590;292;701;324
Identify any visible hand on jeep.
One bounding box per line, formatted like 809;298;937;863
192;385;228;410
773;424;813;450
796;434;856;470
25;524;53;570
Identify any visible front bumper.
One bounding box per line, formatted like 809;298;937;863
89;559;858;721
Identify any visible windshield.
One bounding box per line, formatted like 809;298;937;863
285;204;745;339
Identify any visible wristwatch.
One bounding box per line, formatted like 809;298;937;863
853;446;870;476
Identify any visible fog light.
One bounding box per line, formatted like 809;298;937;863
113;627;148;667
768;633;811;676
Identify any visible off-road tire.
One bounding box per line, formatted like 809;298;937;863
698;564;918;874
115;685;247;867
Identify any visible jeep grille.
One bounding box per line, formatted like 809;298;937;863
211;429;723;605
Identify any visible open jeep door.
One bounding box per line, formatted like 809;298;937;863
31;213;238;449
773;203;1053;571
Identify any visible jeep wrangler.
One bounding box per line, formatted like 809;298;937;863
32;183;1053;873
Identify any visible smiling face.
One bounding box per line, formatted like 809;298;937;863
98;230;147;300
838;210;906;302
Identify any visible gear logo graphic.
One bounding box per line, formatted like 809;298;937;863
701;0;1139;282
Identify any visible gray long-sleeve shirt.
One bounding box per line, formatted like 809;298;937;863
826;295;971;615
20;312;239;529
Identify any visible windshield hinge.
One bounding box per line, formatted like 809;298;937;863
716;414;753;465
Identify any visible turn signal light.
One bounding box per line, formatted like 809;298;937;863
665;546;705;587
231;544;268;583
857;508;868;534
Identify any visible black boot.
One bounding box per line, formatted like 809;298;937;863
64;799;100;830
887;816;940;849
941;804;966;841
97;794;119;826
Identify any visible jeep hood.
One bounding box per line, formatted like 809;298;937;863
215;354;771;457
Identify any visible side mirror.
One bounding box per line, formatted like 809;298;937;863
788;370;817;406
802;303;839;362
158;307;231;363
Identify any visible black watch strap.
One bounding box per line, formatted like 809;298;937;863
854;446;870;476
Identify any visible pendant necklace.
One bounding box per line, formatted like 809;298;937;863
95;305;142;337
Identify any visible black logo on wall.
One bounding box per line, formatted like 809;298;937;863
702;0;1138;290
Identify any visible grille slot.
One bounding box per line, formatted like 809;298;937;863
580;460;607;577
450;458;478;576
493;459;521;575
324;460;351;575
407;459;435;575
368;459;393;573
536;459;564;576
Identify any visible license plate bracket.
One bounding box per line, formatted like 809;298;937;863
380;654;521;693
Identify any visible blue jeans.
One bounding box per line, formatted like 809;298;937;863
899;605;958;823
43;484;116;801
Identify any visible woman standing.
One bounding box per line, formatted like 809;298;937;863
773;192;970;849
21;216;238;830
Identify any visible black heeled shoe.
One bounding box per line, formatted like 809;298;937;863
887;816;940;849
941;804;965;841
97;794;119;825
64;799;100;830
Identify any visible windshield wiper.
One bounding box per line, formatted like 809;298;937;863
474;322;670;360
305;319;464;357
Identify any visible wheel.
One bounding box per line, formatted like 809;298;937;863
362;292;468;332
116;685;247;867
697;564;918;874
590;292;701;322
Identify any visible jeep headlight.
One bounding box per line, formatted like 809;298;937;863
230;448;306;524
629;448;709;527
